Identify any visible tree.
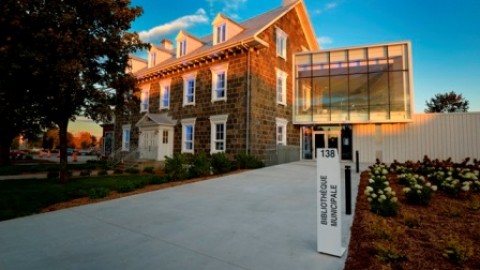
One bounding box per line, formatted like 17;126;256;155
425;91;469;113
0;0;50;165
0;0;148;181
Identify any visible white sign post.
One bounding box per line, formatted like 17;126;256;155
317;148;345;257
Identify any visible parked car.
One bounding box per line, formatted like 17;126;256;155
10;150;27;159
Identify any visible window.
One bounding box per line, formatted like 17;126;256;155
160;79;171;110
122;124;131;151
209;114;228;154
149;52;156;67
276;118;288;145
181;118;196;153
140;86;149;112
276;68;287;105
211;63;228;101
276;27;287;59
179;39;187;57
162;130;168;144
183;72;197;106
216;24;226;44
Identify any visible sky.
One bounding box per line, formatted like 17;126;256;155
72;0;480;136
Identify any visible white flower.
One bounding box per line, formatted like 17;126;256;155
382;169;388;175
371;193;377;198
364;189;370;196
425;182;431;187
391;191;396;196
368;178;375;183
403;187;411;193
414;184;422;190
417;190;422;194
380;194;387;200
384;181;389;186
367;198;372;202
391;197;398;203
461;185;470;192
378;190;384;195
384;187;392;193
431;185;437;191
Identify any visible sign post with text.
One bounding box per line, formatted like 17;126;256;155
317;148;345;257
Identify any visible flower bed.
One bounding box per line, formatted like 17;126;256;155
345;157;480;270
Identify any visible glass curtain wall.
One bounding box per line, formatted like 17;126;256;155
294;43;412;123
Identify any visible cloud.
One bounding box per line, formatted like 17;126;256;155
317;36;333;45
207;0;247;19
313;1;339;16
138;9;209;43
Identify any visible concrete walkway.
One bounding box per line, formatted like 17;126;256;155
0;161;366;270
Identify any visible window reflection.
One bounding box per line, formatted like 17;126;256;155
294;43;411;123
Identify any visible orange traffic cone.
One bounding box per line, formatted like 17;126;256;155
47;150;51;158
73;151;78;162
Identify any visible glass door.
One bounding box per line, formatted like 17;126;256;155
313;131;340;159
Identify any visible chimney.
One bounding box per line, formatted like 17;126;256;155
161;39;173;50
282;0;298;7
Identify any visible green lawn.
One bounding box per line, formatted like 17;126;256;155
0;175;166;221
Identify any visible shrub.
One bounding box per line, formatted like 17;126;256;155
117;181;135;193
364;164;399;217
211;152;232;174
399;173;436;205
46;168;59;179
143;166;155;174
88;187;110;199
125;167;140;174
97;169;109;176
235;153;265;169
79;169;91;177
149;175;167;185
114;168;123;174
443;237;474;264
189;152;211;178
374;242;407;263
25;155;33;160
164;153;188;181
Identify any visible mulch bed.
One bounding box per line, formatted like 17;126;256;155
345;171;480;270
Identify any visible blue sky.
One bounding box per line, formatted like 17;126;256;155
71;0;480;137
130;0;480;113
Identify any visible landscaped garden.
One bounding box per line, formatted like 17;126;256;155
0;152;264;221
345;157;480;270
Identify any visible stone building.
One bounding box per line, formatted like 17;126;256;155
112;0;318;164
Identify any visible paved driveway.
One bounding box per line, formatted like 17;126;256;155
0;161;362;270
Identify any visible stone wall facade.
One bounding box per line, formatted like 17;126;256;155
113;6;314;163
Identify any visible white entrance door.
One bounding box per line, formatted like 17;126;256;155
158;127;174;160
139;130;158;160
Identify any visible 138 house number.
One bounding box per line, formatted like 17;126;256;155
320;149;335;158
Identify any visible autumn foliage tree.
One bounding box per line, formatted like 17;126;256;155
0;0;148;181
425;91;469;113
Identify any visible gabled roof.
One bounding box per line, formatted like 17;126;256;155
151;44;175;55
136;113;176;127
136;0;318;79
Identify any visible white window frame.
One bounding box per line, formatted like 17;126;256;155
160;79;171;110
276;27;287;59
178;39;187;57
216;23;226;44
149;52;156;67
276;118;288;146
121;124;131;151
210;63;228;102
181;118;196;153
275;68;287;105
182;72;197;106
140;86;149;112
209;114;228;154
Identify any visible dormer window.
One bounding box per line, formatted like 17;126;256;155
179;39;187;57
276;27;288;59
149;52;156;67
216;24;226;44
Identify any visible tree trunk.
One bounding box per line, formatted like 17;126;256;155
0;132;13;166
58;119;69;183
